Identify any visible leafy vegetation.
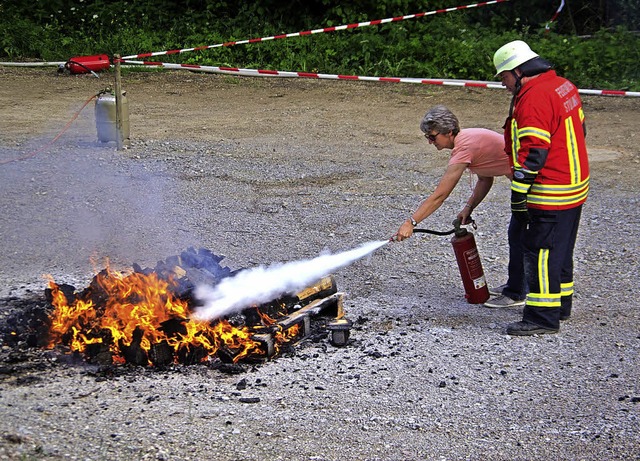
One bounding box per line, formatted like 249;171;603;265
0;0;638;90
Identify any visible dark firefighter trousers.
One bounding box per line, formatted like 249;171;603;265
521;205;583;330
504;214;527;301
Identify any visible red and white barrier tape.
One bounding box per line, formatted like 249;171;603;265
121;0;507;60
119;60;640;97
545;0;565;31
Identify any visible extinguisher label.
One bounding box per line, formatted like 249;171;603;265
462;248;487;289
473;275;487;289
463;248;483;279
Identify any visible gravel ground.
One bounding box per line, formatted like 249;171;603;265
0;67;639;460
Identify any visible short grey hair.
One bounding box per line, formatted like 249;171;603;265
420;105;460;136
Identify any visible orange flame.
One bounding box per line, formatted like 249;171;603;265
45;266;301;365
257;308;302;354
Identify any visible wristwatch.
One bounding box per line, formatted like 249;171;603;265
409;217;417;227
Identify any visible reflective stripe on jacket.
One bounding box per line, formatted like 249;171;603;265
505;70;590;210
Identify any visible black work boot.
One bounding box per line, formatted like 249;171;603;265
506;320;559;336
520;304;561;330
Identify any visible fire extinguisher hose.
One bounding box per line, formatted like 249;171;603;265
64;60;101;78
388;226;453;242
389;218;474;242
0;92;99;165
413;217;474;236
413;227;456;236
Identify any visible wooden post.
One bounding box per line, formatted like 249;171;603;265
114;54;124;150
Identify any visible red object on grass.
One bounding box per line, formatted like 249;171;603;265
66;54;111;74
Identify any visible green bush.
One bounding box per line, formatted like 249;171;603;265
0;1;638;91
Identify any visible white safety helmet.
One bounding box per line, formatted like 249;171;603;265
493;40;539;76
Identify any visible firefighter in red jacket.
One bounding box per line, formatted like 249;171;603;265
493;40;590;335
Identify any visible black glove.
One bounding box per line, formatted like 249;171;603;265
511;190;529;224
511;169;536;224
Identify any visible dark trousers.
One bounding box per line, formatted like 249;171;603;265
503;214;527;301
521;205;583;329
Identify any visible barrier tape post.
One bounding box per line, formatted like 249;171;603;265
114;54;125;150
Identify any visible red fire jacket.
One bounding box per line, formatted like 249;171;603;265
505;70;590;210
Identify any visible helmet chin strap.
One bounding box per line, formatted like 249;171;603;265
512;69;523;94
508;69;523;117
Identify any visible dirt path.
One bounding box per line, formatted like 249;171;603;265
1;67;637;158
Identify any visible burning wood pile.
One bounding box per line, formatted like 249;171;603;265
28;247;352;367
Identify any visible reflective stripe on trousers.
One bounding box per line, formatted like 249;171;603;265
521;205;583;329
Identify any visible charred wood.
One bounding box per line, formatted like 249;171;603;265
149;341;174;367
119;327;148;366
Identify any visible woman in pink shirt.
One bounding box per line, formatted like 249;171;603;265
395;105;526;307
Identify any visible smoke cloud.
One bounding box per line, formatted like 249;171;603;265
192;239;388;321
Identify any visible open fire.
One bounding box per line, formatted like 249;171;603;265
43;248;350;367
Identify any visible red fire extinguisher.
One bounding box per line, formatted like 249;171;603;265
64;54;111;75
412;219;490;304
450;219;490;304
